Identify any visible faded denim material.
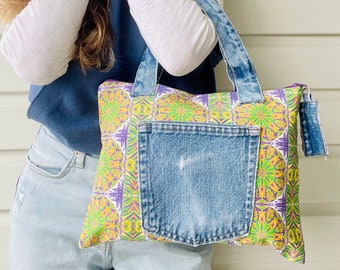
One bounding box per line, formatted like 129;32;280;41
132;47;160;97
132;0;264;247
299;91;329;157
138;122;261;246
133;0;263;104
9;126;213;270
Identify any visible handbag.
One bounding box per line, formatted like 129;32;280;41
79;0;328;264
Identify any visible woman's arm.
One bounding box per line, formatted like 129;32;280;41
0;0;218;84
128;0;218;76
0;0;89;85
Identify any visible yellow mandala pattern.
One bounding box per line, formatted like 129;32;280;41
80;195;120;248
234;95;287;141
94;139;124;192
80;81;305;263
154;93;208;122
98;87;131;136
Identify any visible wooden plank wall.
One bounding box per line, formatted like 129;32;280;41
0;0;339;269
212;1;340;269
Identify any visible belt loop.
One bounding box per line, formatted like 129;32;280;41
74;151;86;168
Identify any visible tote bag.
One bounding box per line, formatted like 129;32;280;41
80;0;328;263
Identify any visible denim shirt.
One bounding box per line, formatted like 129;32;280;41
27;0;222;155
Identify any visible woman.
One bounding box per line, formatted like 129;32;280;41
0;0;221;269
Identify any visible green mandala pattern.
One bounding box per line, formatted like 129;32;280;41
234;95;287;141
98;87;131;136
282;88;305;263
234;206;286;251
79;195;120;248
94;139;124;192
79;81;305;263
208;93;233;124
154;92;208;122
256;145;286;203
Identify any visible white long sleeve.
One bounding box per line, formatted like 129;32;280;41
0;0;218;85
0;0;89;85
128;0;218;76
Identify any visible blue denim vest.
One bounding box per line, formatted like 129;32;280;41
27;0;222;155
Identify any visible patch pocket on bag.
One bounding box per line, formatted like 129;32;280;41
138;121;260;246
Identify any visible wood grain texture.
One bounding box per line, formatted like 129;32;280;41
212;216;340;269
0;211;9;270
0;1;339;269
0;55;29;93
0;94;39;150
223;0;340;35
215;36;340;90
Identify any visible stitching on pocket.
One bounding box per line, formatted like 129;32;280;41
138;121;260;246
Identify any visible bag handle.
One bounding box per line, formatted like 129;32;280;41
133;0;264;104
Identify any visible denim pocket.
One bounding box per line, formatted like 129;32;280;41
138;121;260;246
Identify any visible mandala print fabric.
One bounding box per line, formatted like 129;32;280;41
79;81;305;263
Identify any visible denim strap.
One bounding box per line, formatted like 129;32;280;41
132;0;263;104
132;47;159;97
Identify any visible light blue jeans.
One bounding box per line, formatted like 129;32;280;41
8;126;213;270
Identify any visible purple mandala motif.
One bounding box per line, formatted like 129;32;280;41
192;94;209;108
121;82;134;95
104;182;124;213
271;131;289;159
230;91;238;105
269;193;286;221
156;84;176;97
113;123;129;150
268;89;286;103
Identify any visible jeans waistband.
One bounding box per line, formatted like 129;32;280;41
37;126;99;165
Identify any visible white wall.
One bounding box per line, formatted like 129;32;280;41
211;1;340;269
0;0;339;269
